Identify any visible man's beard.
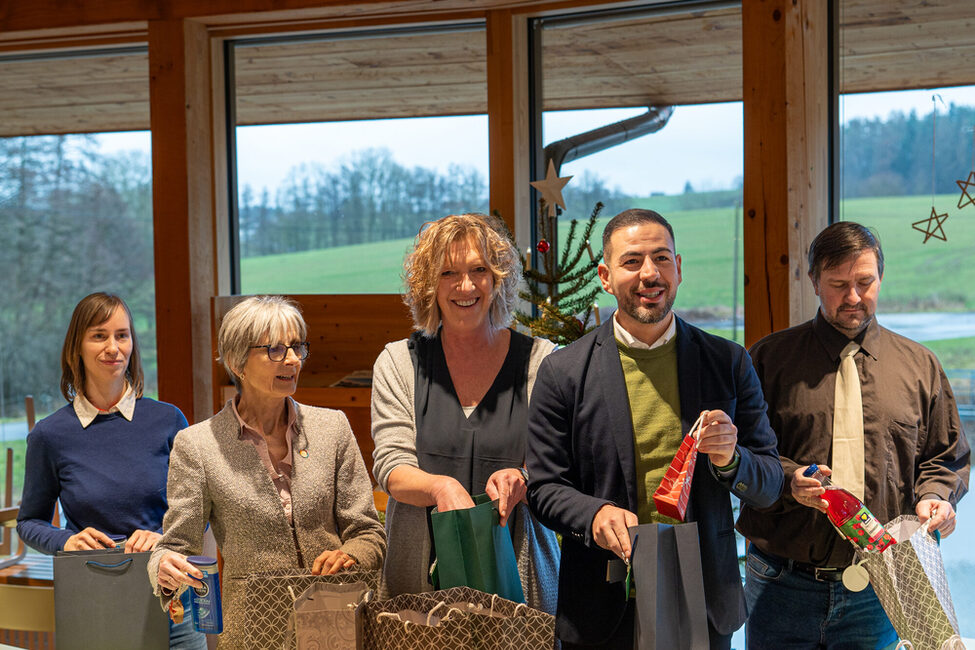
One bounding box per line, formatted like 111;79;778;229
826;304;873;336
619;283;675;324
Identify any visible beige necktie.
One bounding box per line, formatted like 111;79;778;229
832;341;865;500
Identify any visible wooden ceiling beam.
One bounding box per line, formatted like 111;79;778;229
742;0;828;346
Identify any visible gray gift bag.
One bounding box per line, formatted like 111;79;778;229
292;581;370;650
54;550;168;650
629;522;710;650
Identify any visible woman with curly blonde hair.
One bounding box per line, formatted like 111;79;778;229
371;213;560;614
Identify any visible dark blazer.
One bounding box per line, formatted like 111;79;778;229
526;317;783;645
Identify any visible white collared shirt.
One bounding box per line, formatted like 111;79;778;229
613;311;677;350
72;383;136;428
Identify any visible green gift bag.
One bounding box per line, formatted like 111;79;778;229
430;494;525;603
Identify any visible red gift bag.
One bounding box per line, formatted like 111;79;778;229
652;413;706;522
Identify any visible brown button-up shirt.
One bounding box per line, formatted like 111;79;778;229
737;312;970;567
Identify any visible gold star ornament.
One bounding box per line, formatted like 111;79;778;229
911;207;949;244
956;171;975;209
530;160;573;217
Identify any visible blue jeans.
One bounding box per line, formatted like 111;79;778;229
744;546;898;650
169;589;207;650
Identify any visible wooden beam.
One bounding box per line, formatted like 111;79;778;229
742;0;827;347
149;18;223;423
0;0;627;34
486;9;530;239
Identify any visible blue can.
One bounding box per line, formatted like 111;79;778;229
107;534;127;550
186;555;223;634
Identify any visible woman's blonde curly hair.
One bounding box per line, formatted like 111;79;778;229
403;213;522;336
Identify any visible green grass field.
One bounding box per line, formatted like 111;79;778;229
241;194;975;312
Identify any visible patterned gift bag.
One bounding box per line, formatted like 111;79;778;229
236;568;380;649
357;585;555;650
856;515;965;650
652;413;706;521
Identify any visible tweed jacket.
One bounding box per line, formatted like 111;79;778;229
148;398;385;648
371;334;560;613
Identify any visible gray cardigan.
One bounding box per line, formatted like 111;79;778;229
371;335;559;613
148;398;385;648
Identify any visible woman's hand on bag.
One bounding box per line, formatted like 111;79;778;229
125;529;162;553
63;527;114;551
591;504;638;561
917;498;956;537
432;476;476;513
485;468;527;527
312;549;357;575
157;551;204;592
790;465;829;512
696;409;737;468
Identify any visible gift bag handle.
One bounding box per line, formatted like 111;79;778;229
689;411;707;441
86;558;133;570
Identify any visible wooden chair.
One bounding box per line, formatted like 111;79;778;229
0;397;56;649
1;448;26;571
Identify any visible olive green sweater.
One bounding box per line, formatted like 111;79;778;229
617;337;682;524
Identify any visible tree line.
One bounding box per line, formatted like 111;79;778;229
842;103;975;198
0;135;155;416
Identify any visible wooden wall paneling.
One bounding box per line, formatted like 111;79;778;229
742;0;828;347
0;51;149;136
233;31;488;123
149;18;222;424
487;9;530;239
0;0;621;34
542;6;743;108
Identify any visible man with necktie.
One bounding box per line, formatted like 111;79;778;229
737;221;970;648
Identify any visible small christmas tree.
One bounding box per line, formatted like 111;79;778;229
514;200;605;345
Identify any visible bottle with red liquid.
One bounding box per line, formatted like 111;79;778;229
802;464;896;553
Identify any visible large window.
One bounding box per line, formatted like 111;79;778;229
230;26;490;294
839;85;975;637
543;104;744;343
0;48;152;509
534;3;745;342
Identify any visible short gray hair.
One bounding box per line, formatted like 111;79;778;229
217;295;308;390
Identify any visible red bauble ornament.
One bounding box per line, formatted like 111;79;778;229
536;239;551;254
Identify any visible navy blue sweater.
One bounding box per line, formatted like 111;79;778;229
17;398;188;554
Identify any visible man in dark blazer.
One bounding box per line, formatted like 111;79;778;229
526;208;783;649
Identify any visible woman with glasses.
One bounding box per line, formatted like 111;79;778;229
17;292;205;649
149;295;385;648
371;213;560;614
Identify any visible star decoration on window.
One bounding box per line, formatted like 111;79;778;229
911;207;949;244
956;171;975;209
530;160;573;217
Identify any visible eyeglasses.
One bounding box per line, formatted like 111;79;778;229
249;342;310;362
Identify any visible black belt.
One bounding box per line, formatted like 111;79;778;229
786;559;846;582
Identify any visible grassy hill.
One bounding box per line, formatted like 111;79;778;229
242;193;974;312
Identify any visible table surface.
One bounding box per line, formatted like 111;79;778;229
0;553;53;586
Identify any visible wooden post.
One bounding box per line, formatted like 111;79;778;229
742;0;829;347
487;9;531;245
149;19;224;423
